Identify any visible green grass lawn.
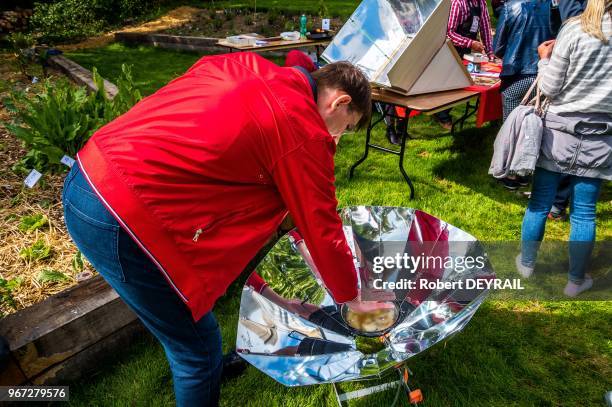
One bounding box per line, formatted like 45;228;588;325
64;44;611;406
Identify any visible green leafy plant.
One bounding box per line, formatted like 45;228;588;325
19;239;53;263
317;0;329;18
267;7;279;25
38;269;70;284
284;20;296;31
0;277;23;313
4;64;142;174
18;214;48;233
7;32;38;79
72;251;84;274
212;18;224;31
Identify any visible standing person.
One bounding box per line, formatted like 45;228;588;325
516;0;611;297
493;0;554;121
492;0;554;191
447;0;495;59
549;0;589;220
434;0;495;130
559;0;588;19
62;52;374;406
492;0;506;18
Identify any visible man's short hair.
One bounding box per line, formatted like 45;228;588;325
311;62;372;130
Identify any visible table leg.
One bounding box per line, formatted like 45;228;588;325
397;116;415;200
451;97;480;136
348;118;374;179
348;110;415;199
315;45;322;60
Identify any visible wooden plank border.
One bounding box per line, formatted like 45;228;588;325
115;32;221;53
0;275;144;385
47;55;119;99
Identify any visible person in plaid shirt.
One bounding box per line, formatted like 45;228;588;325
429;0;495;130
447;0;495;58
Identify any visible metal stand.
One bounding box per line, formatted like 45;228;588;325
349;104;416;200
333;365;423;406
451;98;479;136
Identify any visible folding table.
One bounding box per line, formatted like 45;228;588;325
349;88;480;199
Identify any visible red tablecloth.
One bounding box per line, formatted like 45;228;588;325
463;61;503;127
465;81;502;127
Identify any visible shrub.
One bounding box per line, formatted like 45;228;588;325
267;7;279;25
30;0;105;43
7;32;38;78
284;20;296;31
4;64;142;173
30;0;164;43
317;0;329;18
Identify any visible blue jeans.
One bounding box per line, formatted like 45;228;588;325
521;167;602;282
62;164;222;406
552;175;572;213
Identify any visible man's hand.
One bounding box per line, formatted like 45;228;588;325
284;299;320;318
470;41;485;53
538;40;556;60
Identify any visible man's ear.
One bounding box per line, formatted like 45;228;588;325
331;94;352;110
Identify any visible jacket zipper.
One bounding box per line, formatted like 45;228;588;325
568;135;584;171
192;208;250;243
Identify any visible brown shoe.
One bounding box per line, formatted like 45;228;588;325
432;116;452;130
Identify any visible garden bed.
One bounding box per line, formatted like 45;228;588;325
0;52;150;387
0;57;94;317
152;7;345;39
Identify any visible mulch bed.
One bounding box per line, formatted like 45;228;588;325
0;57;93;316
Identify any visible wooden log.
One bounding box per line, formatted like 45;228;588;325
47;55;118;99
0;358;27;386
31;320;146;385
0;275;139;384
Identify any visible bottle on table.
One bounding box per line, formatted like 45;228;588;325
300;14;308;39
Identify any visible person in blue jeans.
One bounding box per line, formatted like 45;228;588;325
519;168;602;293
62;164;222;405
516;0;611;296
546;0;590;221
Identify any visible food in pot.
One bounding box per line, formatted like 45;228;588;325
345;306;398;333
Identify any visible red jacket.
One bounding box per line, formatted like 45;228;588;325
77;52;358;321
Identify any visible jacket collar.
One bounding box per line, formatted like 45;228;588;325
293;66;318;102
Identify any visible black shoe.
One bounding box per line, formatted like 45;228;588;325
516;175;530;186
386;125;401;145
498;177;521;190
221;351;248;382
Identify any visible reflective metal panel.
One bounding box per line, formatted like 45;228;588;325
322;0;444;86
236;207;494;386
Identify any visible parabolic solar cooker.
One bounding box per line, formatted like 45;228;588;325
236;207;495;404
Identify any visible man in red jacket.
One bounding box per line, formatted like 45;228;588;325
62;52;371;406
